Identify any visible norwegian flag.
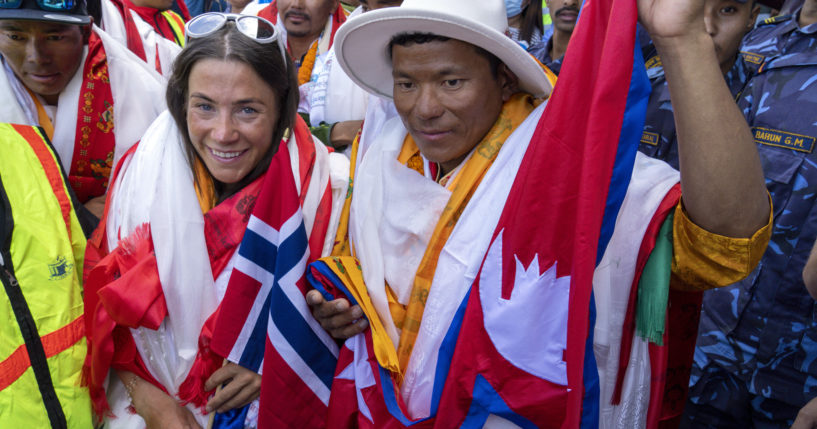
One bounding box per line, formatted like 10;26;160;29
320;0;650;426
210;118;337;428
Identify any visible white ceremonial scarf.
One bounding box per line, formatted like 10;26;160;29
306;7;368;126
104;112;216;428
593;152;679;429
99;0;182;77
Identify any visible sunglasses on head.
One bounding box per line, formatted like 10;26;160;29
185;13;288;70
0;0;75;11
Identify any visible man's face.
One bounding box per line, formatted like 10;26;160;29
227;0;253;11
546;0;580;35
704;0;759;74
130;0;174;10
392;39;515;175
0;20;84;105
358;0;401;12
277;0;338;39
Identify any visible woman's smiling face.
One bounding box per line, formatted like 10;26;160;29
186;58;280;184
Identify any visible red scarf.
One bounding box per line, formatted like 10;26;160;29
69;32;116;203
82;153;262;417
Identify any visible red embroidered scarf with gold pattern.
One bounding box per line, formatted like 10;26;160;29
69;31;116;203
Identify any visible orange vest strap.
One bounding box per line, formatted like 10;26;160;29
0;316;84;391
10;124;73;241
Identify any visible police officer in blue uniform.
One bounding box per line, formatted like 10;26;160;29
639;0;760;170
683;2;817;426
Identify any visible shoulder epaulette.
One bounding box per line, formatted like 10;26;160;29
760;14;793;26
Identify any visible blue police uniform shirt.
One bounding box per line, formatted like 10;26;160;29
691;11;817;412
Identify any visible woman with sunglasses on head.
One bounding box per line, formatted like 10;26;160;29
82;13;346;429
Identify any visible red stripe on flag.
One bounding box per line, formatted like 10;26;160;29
210;270;263;359
258;338;330;428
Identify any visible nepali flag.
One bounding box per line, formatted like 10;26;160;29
209;119;337;428
496;0;651;425
321;0;650;427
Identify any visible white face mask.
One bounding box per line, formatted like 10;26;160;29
504;0;524;17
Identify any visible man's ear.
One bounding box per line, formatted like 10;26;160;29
81;22;92;44
750;5;761;29
498;63;519;102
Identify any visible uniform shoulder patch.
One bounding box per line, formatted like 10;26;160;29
741;51;766;65
645;55;662;70
753;127;816;153
641;131;660;146
760;14;793;26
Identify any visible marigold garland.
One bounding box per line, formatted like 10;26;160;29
298;40;319;86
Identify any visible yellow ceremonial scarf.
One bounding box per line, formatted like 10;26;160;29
393;93;539;372
329;93;541;378
193;157;216;214
24;88;55;140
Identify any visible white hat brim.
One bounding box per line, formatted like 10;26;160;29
334;7;553;99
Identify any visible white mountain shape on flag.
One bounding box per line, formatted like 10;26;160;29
336;335;375;423
479;230;569;386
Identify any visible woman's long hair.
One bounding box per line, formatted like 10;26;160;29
520;0;544;46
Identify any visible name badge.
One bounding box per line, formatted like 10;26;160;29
753;127;816;153
741;51;765;65
645;56;662;70
641;131;660;146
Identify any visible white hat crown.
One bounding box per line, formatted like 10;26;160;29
333;0;551;99
398;0;509;34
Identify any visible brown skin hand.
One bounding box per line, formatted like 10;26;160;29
117;370;202;429
329;120;363;148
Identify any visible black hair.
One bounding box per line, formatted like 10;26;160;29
519;0;544;46
388;32;503;78
85;0;102;27
166;23;298;201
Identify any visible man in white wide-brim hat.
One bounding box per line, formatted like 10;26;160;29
305;0;771;426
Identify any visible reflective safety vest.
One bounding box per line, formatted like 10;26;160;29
0;124;92;428
162;10;186;47
543;1;552;26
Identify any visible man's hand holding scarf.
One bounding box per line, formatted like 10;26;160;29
306;289;369;339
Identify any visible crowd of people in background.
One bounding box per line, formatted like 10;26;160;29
1;0;816;427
